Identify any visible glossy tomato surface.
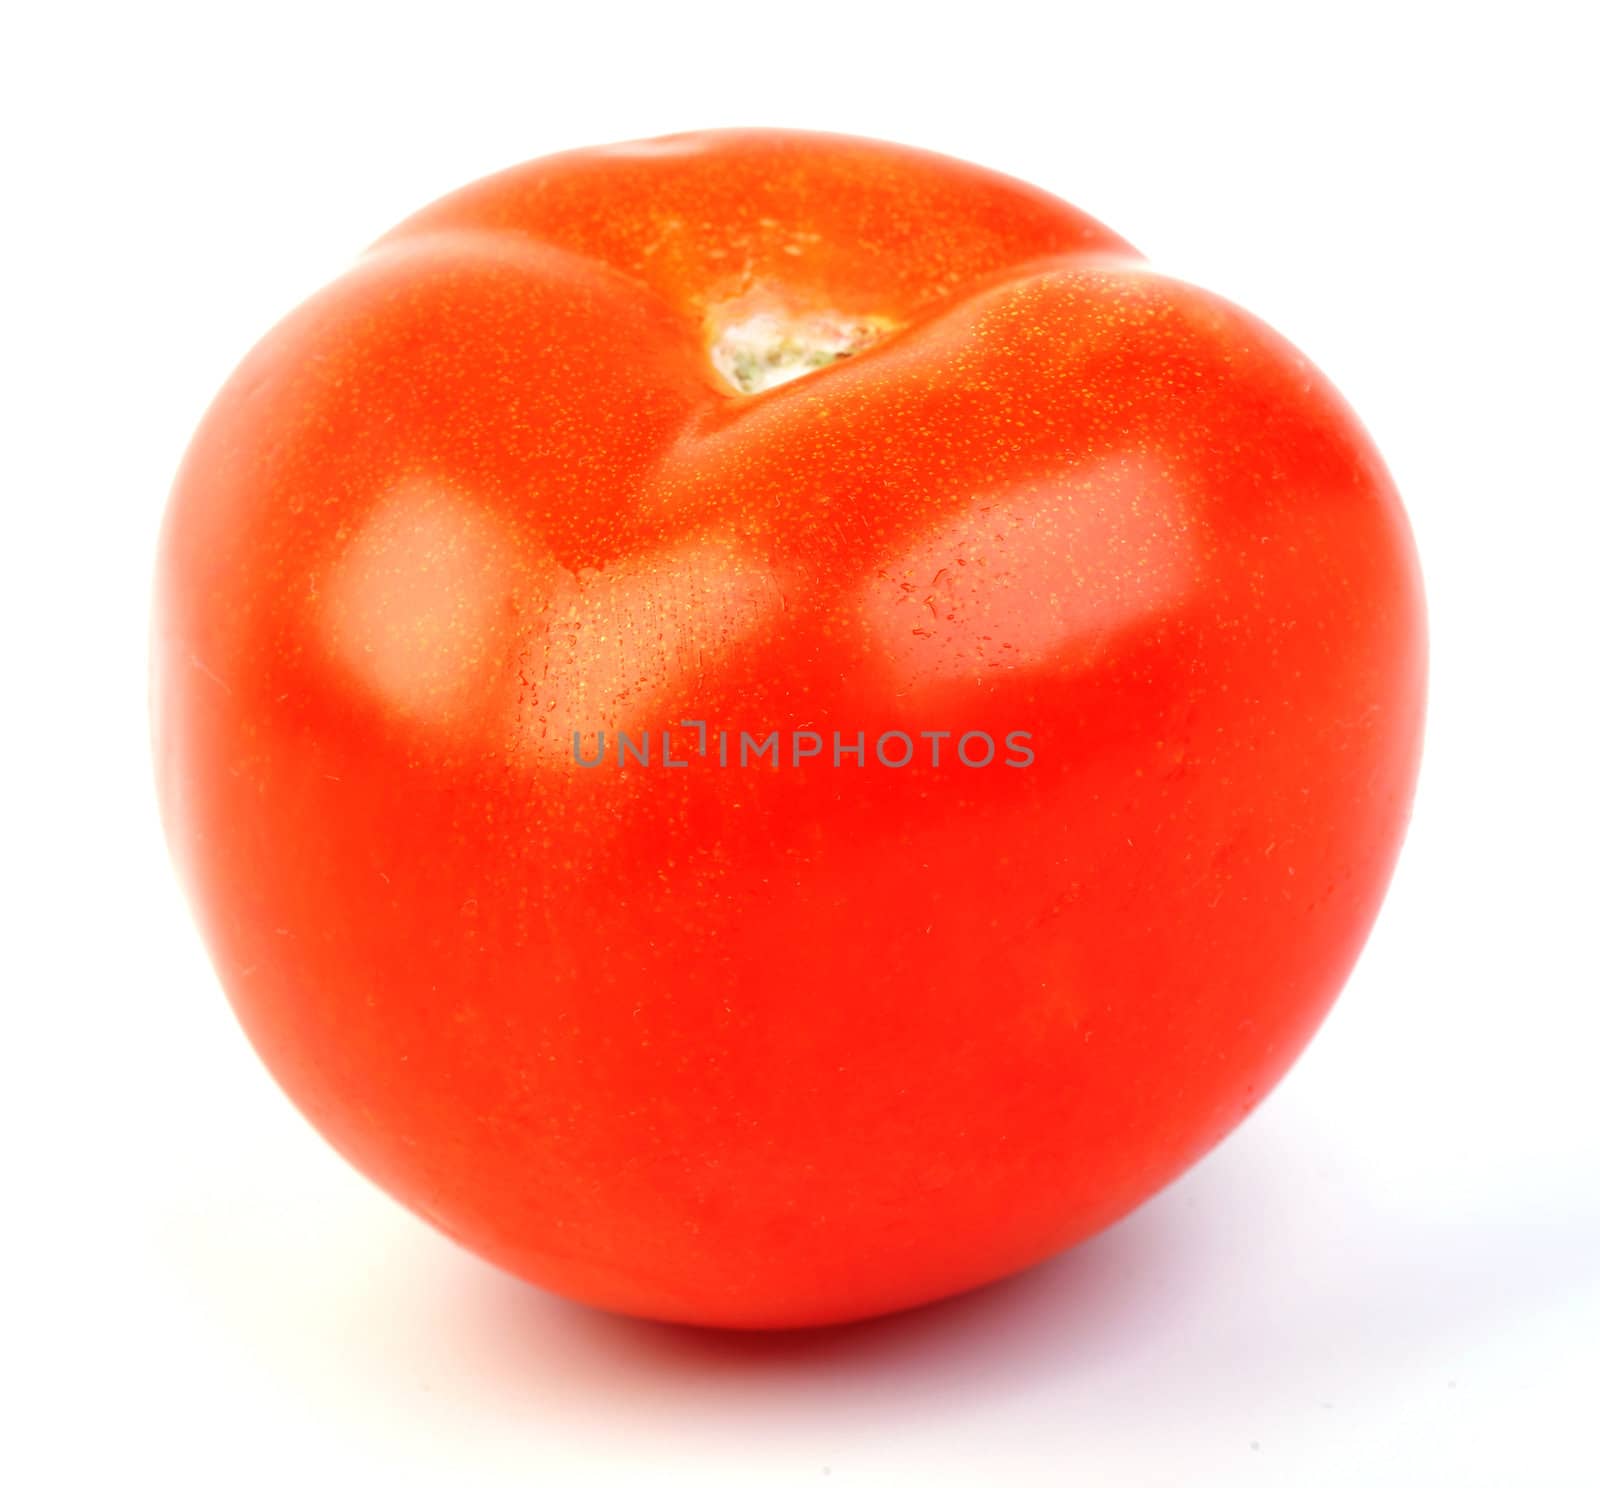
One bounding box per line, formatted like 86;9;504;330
153;129;1425;1328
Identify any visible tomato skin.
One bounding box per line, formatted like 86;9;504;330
153;129;1425;1328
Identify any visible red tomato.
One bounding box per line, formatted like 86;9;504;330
153;129;1425;1328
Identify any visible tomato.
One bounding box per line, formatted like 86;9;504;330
152;129;1425;1329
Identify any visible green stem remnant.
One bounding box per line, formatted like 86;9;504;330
708;305;897;395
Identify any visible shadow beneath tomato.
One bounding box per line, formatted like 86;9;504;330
431;1126;1600;1460
440;1165;1238;1442
153;1095;1600;1472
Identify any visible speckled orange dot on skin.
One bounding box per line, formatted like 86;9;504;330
153;129;1425;1329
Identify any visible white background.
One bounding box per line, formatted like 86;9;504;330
5;2;1597;1482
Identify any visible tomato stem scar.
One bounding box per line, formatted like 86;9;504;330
706;296;898;395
